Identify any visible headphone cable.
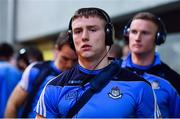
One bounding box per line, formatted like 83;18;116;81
80;46;112;86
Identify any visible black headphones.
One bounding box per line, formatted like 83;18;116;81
123;17;167;45
68;7;114;50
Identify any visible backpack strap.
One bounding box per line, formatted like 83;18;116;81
65;62;120;118
21;61;59;117
132;61;180;94
118;67;151;85
156;62;180;94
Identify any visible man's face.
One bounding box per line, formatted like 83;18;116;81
55;44;77;71
129;19;158;55
71;16;107;60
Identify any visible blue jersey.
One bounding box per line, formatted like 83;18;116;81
0;61;22;117
121;53;180;117
36;62;157;118
18;61;61;118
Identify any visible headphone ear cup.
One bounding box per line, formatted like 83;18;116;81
67;30;75;50
123;26;130;41
105;23;113;46
156;32;166;45
123;19;132;41
155;18;167;45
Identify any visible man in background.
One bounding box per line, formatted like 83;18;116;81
5;33;77;118
122;12;180;117
0;43;22;118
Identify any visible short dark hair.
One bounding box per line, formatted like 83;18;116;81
71;7;108;23
132;12;161;31
0;43;14;59
55;32;71;50
69;7;110;31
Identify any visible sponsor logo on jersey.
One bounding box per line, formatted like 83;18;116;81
65;90;78;100
108;86;122;99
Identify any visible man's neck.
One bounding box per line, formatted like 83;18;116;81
131;52;155;66
78;56;109;70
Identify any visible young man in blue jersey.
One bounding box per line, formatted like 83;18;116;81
0;43;22;118
35;7;158;118
4;33;77;118
121;12;180;117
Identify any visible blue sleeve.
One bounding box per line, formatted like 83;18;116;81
36;84;61;118
174;95;180;117
136;83;157;118
169;89;180;117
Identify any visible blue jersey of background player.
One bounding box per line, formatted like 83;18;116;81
121;53;180;117
121;12;180;118
0;43;22;118
36;7;158;118
5;33;77;118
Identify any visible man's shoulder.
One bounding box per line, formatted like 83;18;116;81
32;61;51;69
47;65;80;87
109;60;151;85
0;61;21;74
143;73;176;90
32;61;60;76
115;67;151;86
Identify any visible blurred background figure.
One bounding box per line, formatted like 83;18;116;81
122;44;130;59
16;46;44;71
122;39;130;59
0;43;22;118
108;43;123;60
5;32;77;118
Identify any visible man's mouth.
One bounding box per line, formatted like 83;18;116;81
81;44;92;51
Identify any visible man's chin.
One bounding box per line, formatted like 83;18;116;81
81;52;93;58
132;51;144;55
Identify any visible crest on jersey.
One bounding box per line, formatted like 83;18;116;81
151;81;160;89
108;86;122;99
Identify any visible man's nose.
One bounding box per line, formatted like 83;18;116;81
134;33;141;42
82;29;89;41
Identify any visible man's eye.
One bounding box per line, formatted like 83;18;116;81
62;56;69;61
142;31;149;35
90;29;97;32
74;30;81;34
130;30;137;34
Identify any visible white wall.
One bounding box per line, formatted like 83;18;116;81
16;0;176;41
0;0;14;43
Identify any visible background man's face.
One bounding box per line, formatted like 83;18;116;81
129;19;158;55
56;44;77;71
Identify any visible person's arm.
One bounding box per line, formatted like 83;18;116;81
36;113;46;119
5;85;28;117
